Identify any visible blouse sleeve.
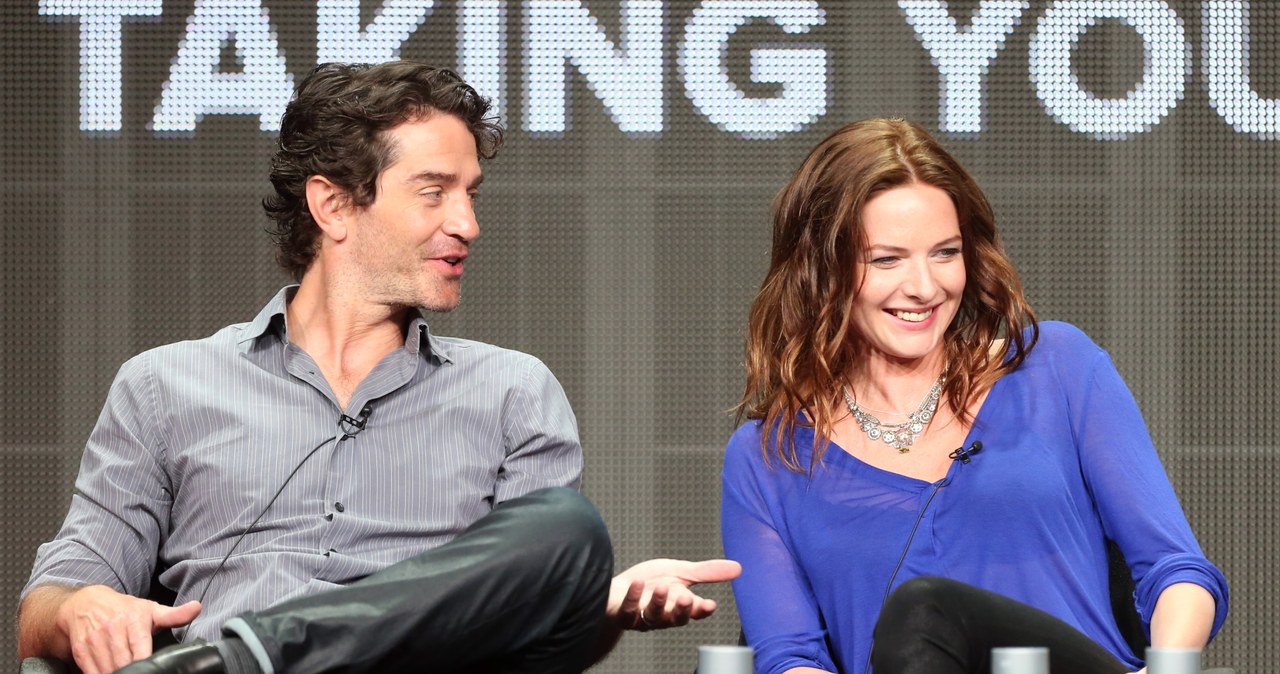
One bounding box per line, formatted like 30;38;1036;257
1066;331;1229;640
721;423;838;674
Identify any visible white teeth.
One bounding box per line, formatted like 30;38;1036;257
893;308;932;322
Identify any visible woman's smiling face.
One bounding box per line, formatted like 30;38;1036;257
850;182;966;367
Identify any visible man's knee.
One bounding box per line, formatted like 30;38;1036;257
500;487;612;566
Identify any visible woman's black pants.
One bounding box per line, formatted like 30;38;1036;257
871;576;1131;674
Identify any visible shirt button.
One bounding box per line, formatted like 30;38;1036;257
334;502;346;512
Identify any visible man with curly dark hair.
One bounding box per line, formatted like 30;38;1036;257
19;61;739;674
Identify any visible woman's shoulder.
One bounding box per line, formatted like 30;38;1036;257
722;420;769;486
723;418;816;471
725;419;765;456
1000;322;1113;397
1025;320;1106;361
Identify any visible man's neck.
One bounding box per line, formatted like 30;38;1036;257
286;273;410;408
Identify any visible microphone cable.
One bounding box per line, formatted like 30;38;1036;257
196;405;371;606
861;440;980;674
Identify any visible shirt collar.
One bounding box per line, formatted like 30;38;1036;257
408;314;455;365
237;285;454;365
238;286;293;346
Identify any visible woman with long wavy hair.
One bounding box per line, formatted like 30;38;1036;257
721;118;1226;674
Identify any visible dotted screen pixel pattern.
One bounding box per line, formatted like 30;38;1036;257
1;2;1276;672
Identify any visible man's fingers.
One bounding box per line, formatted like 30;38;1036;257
621;579;644;611
153;600;201;628
67;641;94;674
647;588;671;625
633;585;668;631
611;559;738;632
77;628;112;674
646;585;670;614
669;593;695;627
106;620;136;670
126;610;155;660
615;579;645;627
679;559;743;585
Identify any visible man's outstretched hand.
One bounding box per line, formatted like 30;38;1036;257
607;558;742;632
590;558;741;665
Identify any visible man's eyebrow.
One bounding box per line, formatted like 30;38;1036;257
405;171;484;189
406;171;456;185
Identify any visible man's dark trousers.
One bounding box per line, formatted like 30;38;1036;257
225;487;614;674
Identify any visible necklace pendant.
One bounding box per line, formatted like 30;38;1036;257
842;374;944;455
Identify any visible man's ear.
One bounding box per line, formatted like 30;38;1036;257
305;175;351;242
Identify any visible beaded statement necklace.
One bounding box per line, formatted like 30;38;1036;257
841;375;944;453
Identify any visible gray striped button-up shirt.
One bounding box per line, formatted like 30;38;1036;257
24;286;582;640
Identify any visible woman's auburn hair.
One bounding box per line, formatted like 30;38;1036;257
736;118;1038;472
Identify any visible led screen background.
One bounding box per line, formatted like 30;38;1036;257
1;1;1276;671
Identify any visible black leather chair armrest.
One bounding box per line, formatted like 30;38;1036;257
19;656;73;674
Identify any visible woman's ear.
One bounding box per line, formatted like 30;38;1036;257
305;175;350;242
